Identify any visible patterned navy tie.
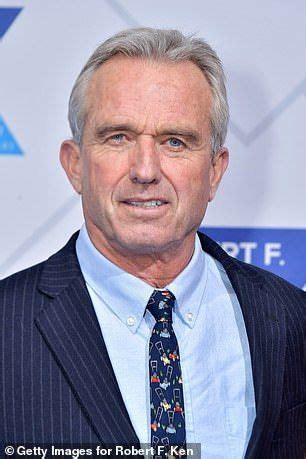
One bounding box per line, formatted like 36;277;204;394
147;289;186;458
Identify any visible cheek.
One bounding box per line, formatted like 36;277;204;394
82;153;128;203
171;164;211;202
82;161;101;195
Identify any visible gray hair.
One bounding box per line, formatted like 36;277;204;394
68;27;229;156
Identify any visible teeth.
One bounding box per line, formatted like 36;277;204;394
128;200;164;207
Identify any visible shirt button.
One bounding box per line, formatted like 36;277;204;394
186;312;193;322
127;316;136;326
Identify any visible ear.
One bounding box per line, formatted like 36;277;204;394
209;147;229;202
59;140;82;194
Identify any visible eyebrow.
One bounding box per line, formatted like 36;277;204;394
94;123;201;144
94;124;134;140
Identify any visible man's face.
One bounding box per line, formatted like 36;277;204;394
61;56;228;256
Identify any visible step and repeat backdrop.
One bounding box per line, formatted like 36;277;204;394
1;1;305;289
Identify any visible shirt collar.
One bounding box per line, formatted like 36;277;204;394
167;233;208;328
76;224;207;333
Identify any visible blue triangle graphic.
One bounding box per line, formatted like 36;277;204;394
0;116;23;155
0;7;22;39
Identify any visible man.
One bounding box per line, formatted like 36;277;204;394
1;28;305;458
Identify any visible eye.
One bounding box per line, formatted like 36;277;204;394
111;133;125;143
167;137;185;148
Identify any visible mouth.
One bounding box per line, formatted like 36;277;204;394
122;199;169;209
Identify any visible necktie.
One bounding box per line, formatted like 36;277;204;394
147;289;186;457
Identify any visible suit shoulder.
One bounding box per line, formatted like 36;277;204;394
236;256;305;293
199;231;305;303
234;257;306;311
0;232;79;300
0;261;45;303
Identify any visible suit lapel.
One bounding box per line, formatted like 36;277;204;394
198;232;287;458
35;233;139;444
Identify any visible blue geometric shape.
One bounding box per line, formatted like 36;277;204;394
0;7;22;39
200;226;306;290
0;116;23;155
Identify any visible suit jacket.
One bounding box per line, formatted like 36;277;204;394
1;231;305;458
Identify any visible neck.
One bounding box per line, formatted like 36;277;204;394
85;226;196;288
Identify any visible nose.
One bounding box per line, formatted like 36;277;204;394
129;136;162;184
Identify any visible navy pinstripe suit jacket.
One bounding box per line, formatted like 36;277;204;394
1;231;305;458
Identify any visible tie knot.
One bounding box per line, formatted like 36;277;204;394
146;289;175;323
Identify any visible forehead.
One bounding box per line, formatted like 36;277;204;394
86;55;212;130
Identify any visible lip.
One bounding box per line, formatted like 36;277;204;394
120;199;170;213
122;198;169;203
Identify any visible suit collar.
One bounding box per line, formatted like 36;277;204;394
38;231;264;298
37;230;286;456
197;231;265;285
38;232;80;298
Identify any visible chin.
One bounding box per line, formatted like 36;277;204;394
117;232;181;255
122;239;166;253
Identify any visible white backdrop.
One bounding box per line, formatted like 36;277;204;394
1;0;305;288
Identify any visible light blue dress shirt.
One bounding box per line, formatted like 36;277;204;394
76;224;256;458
